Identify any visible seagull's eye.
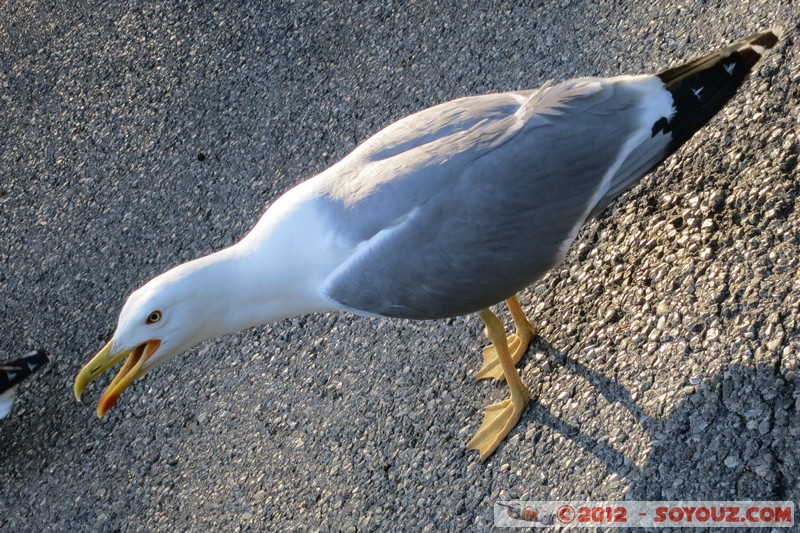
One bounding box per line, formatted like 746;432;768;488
146;310;162;325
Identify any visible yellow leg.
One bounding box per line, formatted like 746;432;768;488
467;307;531;460
475;296;536;381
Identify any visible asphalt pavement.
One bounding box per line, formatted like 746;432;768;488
1;1;799;531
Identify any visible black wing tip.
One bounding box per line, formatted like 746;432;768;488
22;349;49;366
653;28;784;156
734;29;783;68
746;28;782;50
657;28;783;85
4;349;49;366
0;350;49;391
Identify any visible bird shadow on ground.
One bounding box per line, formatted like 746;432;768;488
525;337;798;500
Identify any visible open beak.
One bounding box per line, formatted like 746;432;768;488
74;338;161;418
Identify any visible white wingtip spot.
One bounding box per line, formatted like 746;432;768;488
724;62;736;75
692;87;704;100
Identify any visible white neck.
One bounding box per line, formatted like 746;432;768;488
182;180;344;340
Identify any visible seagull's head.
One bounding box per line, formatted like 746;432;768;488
74;259;222;417
74;193;332;419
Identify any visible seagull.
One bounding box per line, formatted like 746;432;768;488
75;30;781;460
1;350;49;419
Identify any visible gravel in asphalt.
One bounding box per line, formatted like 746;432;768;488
1;1;798;530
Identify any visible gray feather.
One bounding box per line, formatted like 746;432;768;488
319;76;670;318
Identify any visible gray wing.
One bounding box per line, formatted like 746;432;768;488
319;76;672;319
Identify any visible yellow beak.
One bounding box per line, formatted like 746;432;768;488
74;338;161;418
